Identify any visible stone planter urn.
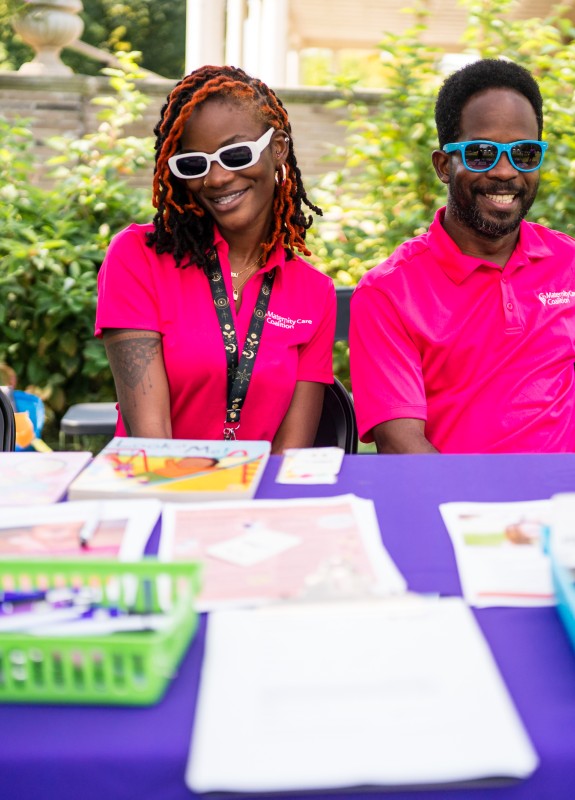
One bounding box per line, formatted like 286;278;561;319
12;0;84;76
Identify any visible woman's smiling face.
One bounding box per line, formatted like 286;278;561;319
178;98;287;241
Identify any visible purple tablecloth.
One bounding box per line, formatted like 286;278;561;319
2;454;575;799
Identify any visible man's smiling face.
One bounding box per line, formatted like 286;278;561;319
445;87;540;240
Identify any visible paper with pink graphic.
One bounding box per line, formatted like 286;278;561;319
0;452;92;506
159;494;406;610
0;499;160;560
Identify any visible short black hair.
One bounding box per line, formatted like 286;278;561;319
435;59;543;148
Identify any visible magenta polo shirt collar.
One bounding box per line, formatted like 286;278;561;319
428;207;555;284
211;225;289;277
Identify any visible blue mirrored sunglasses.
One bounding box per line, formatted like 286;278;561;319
168;127;275;179
443;139;548;173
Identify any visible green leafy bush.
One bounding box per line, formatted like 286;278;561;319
307;20;443;285
0;55;153;428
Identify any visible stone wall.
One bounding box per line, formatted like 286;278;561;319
0;72;381;190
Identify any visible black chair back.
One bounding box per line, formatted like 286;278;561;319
0;389;17;451
314;377;358;454
335;287;353;342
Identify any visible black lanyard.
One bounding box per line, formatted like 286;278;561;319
207;249;276;439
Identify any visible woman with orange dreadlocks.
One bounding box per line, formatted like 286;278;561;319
95;65;336;451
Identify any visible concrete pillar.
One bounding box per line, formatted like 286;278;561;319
286;48;300;88
259;0;288;86
243;0;262;76
185;0;226;75
225;0;246;68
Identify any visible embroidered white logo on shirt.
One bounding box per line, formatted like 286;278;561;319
538;290;575;306
266;311;313;330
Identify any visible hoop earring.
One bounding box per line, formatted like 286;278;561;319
275;164;287;185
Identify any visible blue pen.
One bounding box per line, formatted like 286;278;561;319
0;586;105;630
0;589;48;604
0;586;101;608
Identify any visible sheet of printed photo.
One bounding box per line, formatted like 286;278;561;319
439;499;553;607
0;499;161;560
0;452;92;506
159;494;407;610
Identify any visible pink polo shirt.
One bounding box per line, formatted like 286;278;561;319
96;223;335;442
350;208;575;453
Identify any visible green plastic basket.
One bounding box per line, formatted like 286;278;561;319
0;559;201;706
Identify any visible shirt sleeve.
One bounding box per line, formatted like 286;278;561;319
95;226;162;337
349;282;427;441
296;277;336;384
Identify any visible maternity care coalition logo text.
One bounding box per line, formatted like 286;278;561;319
538;290;575;306
266;311;313;330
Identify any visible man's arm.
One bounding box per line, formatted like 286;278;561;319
373;418;439;454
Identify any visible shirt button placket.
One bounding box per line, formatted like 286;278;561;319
501;273;522;333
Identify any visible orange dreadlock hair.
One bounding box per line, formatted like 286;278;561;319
146;64;322;271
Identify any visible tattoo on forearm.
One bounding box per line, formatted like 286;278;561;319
107;338;161;391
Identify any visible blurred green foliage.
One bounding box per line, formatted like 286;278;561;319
307;20;443;286
0;54;153;427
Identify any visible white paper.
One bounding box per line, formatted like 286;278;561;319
186;597;538;793
276;447;345;484
440;500;554;607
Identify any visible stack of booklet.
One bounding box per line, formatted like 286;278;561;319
67;437;270;502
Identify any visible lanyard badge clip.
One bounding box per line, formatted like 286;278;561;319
223;424;239;441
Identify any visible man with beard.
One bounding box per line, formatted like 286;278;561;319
349;58;575;453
